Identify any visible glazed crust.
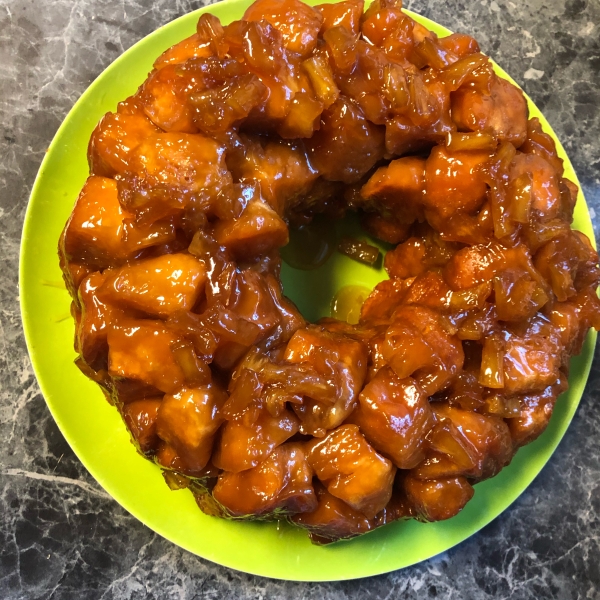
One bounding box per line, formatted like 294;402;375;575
59;0;600;544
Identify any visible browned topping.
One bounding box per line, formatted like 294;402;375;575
59;0;600;544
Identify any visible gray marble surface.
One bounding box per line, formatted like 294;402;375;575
1;0;599;597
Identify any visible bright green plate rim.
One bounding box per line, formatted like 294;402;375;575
19;0;597;582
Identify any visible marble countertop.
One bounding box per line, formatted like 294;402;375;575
1;0;599;597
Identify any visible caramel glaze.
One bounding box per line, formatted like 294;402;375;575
331;285;372;324
59;0;600;544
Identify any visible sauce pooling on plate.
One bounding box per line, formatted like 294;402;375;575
331;285;372;324
280;215;337;270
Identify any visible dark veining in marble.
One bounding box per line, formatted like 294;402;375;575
1;0;599;597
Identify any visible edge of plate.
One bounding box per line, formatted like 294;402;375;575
18;0;598;581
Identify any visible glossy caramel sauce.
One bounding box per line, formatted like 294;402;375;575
331;285;372;324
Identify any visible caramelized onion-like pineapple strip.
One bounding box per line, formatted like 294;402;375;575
438;32;480;58
337;237;380;265
439;51;489;93
445;131;497;153
520;117;564;176
534;231;600;302
153;14;226;70
510;153;561;221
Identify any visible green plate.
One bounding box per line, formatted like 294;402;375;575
20;0;596;581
